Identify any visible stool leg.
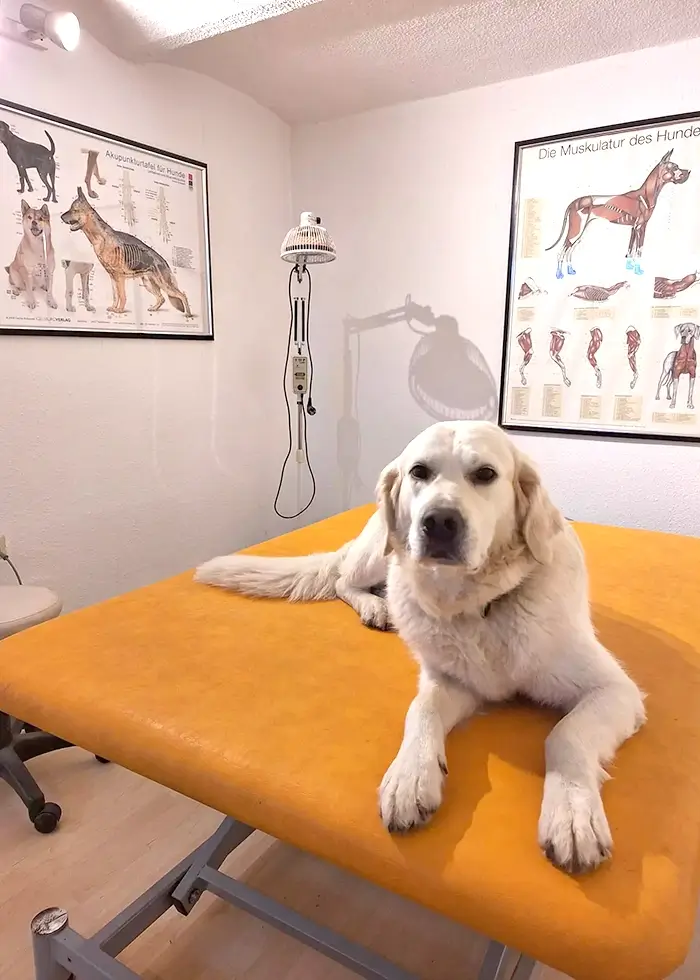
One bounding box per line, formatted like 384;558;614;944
31;909;71;980
0;745;45;814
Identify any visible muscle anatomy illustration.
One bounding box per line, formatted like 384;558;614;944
549;330;571;386
157;187;172;243
587;327;603;388
516;327;533;385
626;327;641;389
570;281;629;302
120;170;136;228
656;321;699;410
82;149;107;199
653;272;699;299
546;149;691;279
518;277;547;299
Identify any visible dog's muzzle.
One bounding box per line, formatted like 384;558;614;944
419;507;465;562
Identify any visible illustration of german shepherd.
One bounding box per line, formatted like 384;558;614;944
0;120;57;203
60;187;194;317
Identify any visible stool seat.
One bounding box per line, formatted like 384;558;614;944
0;586;63;640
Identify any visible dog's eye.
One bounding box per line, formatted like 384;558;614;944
409;463;431;481
472;465;497;485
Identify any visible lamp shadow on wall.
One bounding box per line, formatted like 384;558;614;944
338;296;498;508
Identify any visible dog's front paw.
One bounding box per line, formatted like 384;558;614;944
361;600;393;631
538;773;612;874
379;746;446;833
47;298;57;309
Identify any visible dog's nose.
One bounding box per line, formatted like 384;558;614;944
421;508;464;544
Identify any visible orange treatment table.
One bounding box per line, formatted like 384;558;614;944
2;506;700;980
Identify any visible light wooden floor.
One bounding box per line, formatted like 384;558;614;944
2;749;699;980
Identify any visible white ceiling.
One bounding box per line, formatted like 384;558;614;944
81;0;700;123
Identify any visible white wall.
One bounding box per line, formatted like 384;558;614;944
0;27;294;609
292;37;700;536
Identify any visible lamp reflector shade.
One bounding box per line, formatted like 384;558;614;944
281;212;336;265
20;4;80;50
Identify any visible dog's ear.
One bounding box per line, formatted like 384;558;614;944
77;186;85;199
20;199;30;216
661;149;673;162
514;450;564;565
39;204;49;219
376;459;401;556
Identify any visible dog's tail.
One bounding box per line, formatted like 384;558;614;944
544;203;571;252
194;546;349;601
45;131;55;157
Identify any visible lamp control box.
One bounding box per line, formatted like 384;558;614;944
292;356;308;395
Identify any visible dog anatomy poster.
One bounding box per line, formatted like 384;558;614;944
0;99;212;339
500;110;700;442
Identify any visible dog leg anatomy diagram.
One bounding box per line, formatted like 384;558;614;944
587;328;603;389
516;328;533;386
549;330;571;386
83;149;107;199
626;327;641;390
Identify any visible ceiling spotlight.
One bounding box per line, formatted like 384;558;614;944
18;3;80;50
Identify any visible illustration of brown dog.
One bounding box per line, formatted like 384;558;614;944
547;148;690;278
60;187;193;317
5;199;57;310
656;321;699;410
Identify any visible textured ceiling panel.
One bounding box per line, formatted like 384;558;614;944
89;0;700;123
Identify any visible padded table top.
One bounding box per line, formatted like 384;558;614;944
2;507;700;980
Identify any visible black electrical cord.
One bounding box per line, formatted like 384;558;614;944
2;555;23;585
273;265;317;520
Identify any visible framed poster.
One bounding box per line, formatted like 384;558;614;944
0;98;213;339
499;110;700;442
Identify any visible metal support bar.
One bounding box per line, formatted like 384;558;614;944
54;931;141;980
92;846;200;956
200;864;417;980
171;818;255;914
511;954;537;979
29;817;540;980
477;941;508;980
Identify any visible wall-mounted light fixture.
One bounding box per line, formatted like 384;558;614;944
0;3;80;51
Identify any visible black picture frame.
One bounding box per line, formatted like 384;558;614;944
499;109;700;444
0;97;214;341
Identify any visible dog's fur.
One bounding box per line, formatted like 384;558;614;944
6;199;57;310
0;120;57;203
60;187;193;317
195;421;646;875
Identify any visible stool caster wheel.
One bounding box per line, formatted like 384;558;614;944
95;756;110;764
30;802;62;834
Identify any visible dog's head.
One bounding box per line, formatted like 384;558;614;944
20;199;50;238
675;321;700;341
659;149;691;185
61;187;92;231
377;421;563;572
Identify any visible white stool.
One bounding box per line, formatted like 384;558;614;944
0;585;71;832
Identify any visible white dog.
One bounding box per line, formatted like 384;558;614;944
196;421;646;875
6;199;57;310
